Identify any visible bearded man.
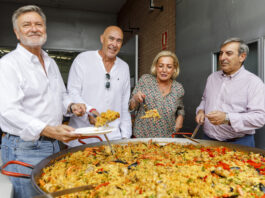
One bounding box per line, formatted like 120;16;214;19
0;5;86;197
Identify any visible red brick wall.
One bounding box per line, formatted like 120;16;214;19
118;0;176;77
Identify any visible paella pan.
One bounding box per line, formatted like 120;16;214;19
2;138;265;198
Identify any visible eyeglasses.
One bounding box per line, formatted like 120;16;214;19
105;73;110;89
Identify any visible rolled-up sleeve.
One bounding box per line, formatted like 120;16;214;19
176;83;185;116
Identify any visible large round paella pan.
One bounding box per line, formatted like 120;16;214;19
2;138;265;197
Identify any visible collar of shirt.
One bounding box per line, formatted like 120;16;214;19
96;50;118;74
17;43;51;72
219;65;245;79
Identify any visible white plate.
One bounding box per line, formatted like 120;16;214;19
72;126;116;136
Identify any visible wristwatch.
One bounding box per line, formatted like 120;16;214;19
224;113;230;125
68;103;74;113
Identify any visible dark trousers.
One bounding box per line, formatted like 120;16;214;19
203;133;255;147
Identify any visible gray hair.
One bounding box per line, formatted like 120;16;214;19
12;5;46;30
221;37;249;56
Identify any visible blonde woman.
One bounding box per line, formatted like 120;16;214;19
129;50;185;137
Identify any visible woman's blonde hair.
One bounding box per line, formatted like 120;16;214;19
150;50;180;80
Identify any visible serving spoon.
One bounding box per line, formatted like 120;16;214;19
142;97;148;112
182;124;201;143
91;113;115;155
34;184;95;198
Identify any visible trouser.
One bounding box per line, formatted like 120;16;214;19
203;133;255;147
1;133;60;198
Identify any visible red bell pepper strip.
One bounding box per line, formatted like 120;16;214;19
95;182;110;190
217;161;230;170
247;159;262;169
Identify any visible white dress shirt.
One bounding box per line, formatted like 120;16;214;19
66;50;132;147
0;44;71;141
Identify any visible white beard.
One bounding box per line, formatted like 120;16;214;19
19;33;47;47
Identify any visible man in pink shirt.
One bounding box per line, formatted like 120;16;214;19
196;37;265;147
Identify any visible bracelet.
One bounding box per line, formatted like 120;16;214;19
89;108;97;113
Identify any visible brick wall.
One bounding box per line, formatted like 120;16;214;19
118;0;176;77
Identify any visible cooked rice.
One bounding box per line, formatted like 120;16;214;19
39;141;265;198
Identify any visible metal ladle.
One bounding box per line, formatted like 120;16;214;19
91;113;115;155
103;133;115;155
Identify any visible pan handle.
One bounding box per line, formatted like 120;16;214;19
171;132;192;138
1;160;33;178
78;136;103;144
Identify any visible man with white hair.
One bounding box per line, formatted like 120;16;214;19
0;5;85;197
